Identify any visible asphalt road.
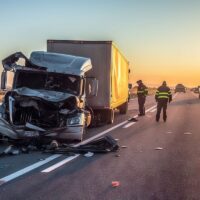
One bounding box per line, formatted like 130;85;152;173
1;92;200;200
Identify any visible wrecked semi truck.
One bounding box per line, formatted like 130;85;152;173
0;51;97;142
47;40;129;124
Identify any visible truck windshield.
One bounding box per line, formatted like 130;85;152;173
15;70;81;95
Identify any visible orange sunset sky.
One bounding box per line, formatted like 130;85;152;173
0;0;200;87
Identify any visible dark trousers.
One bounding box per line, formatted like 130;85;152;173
156;99;168;121
138;96;146;115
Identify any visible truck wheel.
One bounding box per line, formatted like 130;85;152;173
107;109;114;124
119;101;128;114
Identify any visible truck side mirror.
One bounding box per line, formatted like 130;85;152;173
86;77;98;97
1;71;7;90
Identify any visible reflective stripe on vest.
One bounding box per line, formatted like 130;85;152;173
157;96;169;99
137;91;145;93
158;92;169;95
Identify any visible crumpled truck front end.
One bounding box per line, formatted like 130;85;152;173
0;88;89;142
0;51;93;143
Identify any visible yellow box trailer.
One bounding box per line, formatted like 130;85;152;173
47;40;129;124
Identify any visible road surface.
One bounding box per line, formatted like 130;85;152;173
0;92;200;200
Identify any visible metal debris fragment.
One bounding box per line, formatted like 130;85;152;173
112;181;120;187
84;152;94;157
184;132;192;135
166;131;173;134
155;147;163;150
128;117;138;122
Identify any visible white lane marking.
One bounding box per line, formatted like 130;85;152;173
42;120;129;173
145;105;157;112
122;105;157;129
150;108;157;113
123;93;177;129
184;132;192;135
0;154;61;185
74;121;128;147
123;122;136;128
1;103;158;179
166;131;173;134
42;155;79;173
42;104;158;173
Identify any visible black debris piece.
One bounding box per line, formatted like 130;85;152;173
128;117;138;122
44;135;119;154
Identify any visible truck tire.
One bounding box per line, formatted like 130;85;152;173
119;101;128;114
107;109;114;124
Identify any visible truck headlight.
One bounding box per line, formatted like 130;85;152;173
67;113;84;126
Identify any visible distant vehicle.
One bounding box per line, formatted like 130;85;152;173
175;84;186;93
193;87;199;93
194;86;200;99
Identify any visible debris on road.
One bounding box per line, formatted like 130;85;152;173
184;132;192;135
49;140;59;149
128;117;138;122
155;147;163;150
166;131;173;134
112;181;120;187
44;135;119;155
0;145;20;157
114;138;119;141
121;146;128;148
0;134;119;157
84;152;94;157
115;154;120;157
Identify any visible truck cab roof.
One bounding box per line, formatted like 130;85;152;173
2;51;92;76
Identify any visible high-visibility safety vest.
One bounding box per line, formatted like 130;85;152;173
155;85;172;101
137;84;148;97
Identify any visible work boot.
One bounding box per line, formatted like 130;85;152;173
156;115;159;122
138;113;143;116
163;116;167;122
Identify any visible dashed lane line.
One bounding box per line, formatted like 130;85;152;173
150;108;157;113
122;93;177;129
0;103;160;183
42;104;158;173
0;118;129;182
41;155;80;173
123;122;136;128
0;154;61;185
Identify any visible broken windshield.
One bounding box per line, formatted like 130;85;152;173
14;70;81;95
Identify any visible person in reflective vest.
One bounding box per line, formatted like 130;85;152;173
155;81;172;122
137;80;148;116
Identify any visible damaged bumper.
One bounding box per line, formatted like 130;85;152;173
0;118;84;142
